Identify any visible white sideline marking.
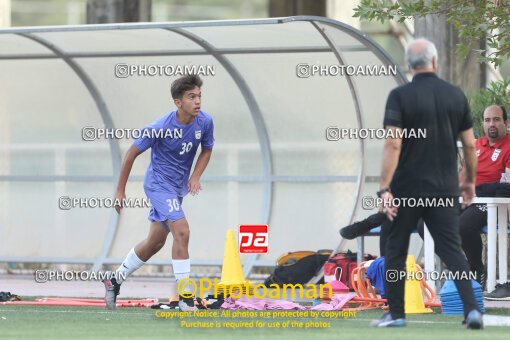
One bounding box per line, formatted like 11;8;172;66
483;315;510;326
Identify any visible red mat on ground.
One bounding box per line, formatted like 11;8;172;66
2;297;158;307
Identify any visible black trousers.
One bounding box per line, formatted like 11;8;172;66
459;204;487;277
380;218;425;256
380;219;390;257
384;201;479;319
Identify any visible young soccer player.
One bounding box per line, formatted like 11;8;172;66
103;74;214;311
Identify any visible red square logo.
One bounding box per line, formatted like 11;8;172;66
239;225;268;254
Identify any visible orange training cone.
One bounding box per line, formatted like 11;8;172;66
404;255;433;314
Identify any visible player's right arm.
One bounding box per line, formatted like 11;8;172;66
115;144;143;214
116;115;167;213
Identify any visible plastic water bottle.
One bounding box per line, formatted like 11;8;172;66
500;173;508;183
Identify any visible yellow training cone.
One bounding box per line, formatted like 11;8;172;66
404;255;433;314
219;229;246;286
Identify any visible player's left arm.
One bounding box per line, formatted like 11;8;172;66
379;126;402;221
189;116;215;195
379;90;403;221
380;126;402;188
188;148;213;195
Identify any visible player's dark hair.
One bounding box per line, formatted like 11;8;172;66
171;74;203;99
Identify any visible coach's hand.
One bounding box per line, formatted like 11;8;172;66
188;175;202;196
115;191;126;214
460;181;475;208
379;191;398;221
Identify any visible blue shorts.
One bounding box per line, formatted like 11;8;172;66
144;186;185;225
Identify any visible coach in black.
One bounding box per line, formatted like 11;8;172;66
370;38;483;329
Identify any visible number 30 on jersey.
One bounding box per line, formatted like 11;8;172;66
179;142;193;155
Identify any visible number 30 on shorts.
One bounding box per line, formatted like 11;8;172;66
166;198;180;212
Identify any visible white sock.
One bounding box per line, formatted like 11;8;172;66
172;259;191;296
115;248;145;284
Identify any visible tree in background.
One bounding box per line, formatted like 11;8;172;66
268;0;326;17
354;0;510;135
87;0;151;24
354;0;510;66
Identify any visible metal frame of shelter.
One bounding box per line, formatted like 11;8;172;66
0;16;407;275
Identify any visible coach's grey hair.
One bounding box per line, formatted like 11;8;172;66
405;38;438;70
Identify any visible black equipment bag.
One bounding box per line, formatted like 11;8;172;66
264;250;332;286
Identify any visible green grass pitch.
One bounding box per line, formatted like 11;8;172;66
1;305;509;339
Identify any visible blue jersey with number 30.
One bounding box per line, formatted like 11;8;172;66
133;110;214;196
